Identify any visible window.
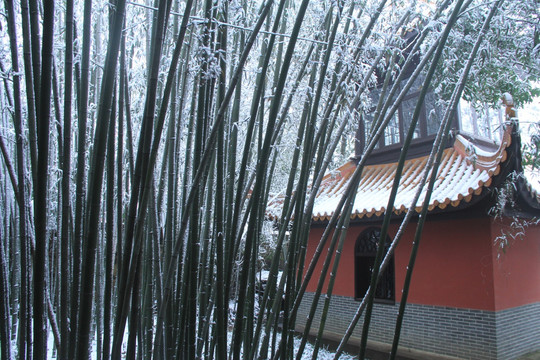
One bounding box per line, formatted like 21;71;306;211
355;227;395;303
362;79;441;148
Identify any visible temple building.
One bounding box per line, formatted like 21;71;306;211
275;92;540;359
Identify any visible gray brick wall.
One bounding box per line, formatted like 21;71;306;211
296;293;540;359
495;303;540;359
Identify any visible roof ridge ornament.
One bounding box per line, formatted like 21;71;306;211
501;92;517;122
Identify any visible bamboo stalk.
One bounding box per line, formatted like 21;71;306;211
0;220;11;360
69;0;94;353
60;0;74;357
76;0;127;356
102;82;117;360
20;0;37;183
214;1;228;357
33;0;55;357
0;136;18;200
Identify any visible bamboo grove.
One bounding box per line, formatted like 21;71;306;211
0;0;538;359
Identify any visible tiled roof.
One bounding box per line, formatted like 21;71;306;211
309;129;512;221
267;124;540;222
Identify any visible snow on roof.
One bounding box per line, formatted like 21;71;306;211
266;124;522;221
310;148;492;221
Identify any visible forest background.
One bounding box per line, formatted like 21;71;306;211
0;0;539;359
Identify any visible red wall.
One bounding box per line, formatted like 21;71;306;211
304;216;540;311
490;218;540;310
